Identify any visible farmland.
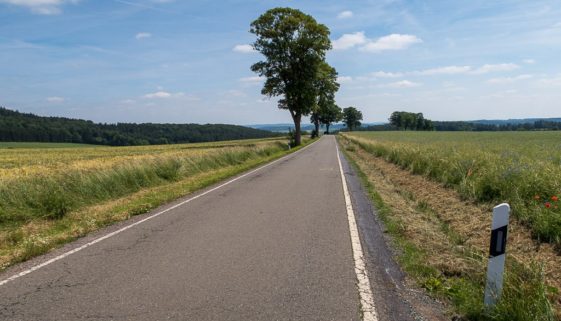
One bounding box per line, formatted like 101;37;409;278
339;131;561;320
0;137;293;269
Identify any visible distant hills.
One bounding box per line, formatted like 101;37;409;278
249;117;561;133
2;105;560;147
0;107;281;146
249;122;384;133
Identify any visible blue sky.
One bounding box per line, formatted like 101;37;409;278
1;0;561;124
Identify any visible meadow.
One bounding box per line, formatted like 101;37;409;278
0;138;293;269
343;131;561;248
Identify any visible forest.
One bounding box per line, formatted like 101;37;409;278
0;107;281;146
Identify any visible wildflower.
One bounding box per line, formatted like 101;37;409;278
545;202;551;208
552;196;559;202
534;195;540;200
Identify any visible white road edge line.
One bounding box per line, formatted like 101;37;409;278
336;143;379;321
0;139;319;287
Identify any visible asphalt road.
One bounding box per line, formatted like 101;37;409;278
0;136;442;321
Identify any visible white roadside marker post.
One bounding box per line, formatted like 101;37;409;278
484;203;510;307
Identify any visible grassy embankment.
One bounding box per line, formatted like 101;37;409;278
0;137;306;270
339;132;560;321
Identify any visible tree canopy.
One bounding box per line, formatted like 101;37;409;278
318;103;342;134
388;111;434;131
311;62;340;136
342;107;363;131
250;7;333;145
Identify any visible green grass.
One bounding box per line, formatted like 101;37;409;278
339;135;556;321
344;131;561;248
0;142;97;149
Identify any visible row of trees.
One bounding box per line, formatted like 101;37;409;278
251;8;343;145
0;107;280;146
310;105;363;135
250;8;366;143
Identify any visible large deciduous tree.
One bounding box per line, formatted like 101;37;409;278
342;107;363;131
250;7;331;146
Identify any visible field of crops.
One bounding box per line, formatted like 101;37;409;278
343;131;561;248
0;138;290;269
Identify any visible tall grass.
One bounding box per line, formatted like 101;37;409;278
343;132;561;248
339;136;557;321
0;140;286;227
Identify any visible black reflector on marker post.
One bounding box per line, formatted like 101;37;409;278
484;203;510;307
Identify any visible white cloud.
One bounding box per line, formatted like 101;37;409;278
370;71;403;78
239;76;264;83
143;91;172;99
0;0;78;14
360;34;422;53
487;74;533;84
414;65;472;75
233;44;255;53
332;32;367;50
471;63;519;74
46;96;65;103
337;76;353;83
121;99;136;104
337;10;353;19
523;59;535;64
142;91;199;100
332;32;421;52
135;32;152;40
383;80;421;88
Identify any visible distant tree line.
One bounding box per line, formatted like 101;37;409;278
0;107;281;146
356;113;561;132
431;120;561;131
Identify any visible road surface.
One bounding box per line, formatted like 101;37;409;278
0;136;443;321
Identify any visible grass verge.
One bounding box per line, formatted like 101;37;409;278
338;135;557;321
342;132;561;248
0;138;314;271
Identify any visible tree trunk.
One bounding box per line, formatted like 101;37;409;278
326;123;330;134
293;113;302;146
314;119;320;138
